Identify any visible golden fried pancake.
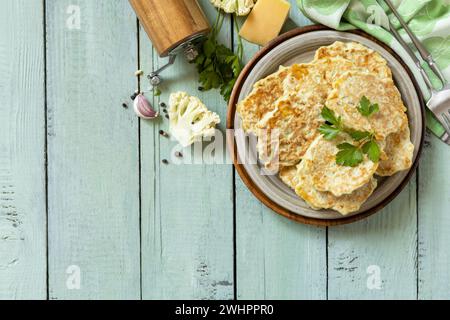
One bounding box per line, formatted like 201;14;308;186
314;41;392;79
294;141;378;215
284;57;365;94
376;126;414;176
301;135;378;196
295;172;378;215
256;91;324;168
279;165;298;189
326;71;408;140
255;59;363;168
237;58;353;136
311;57;363;87
237;66;292;133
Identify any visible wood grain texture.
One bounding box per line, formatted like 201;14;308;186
46;0;140;299
129;0;210;56
0;0;47;300
327;179;417;299
235;4;327;299
418;133;450;299
0;0;449;301
140;0;234;299
236;178;327;299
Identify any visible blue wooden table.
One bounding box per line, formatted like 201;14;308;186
0;0;449;300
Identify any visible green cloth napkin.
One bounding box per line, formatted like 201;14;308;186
297;0;450;138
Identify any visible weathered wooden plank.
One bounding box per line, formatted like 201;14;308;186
140;0;234;299
418;134;450;299
327;178;417;299
235;3;327;300
46;0;140;299
0;0;47;300
236;180;327;299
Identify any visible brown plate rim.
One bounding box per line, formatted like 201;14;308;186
226;25;426;227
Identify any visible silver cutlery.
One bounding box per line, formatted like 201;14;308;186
383;0;450;144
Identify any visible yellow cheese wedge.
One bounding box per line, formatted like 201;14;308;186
239;0;291;46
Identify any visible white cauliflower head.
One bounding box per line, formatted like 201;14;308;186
210;0;256;16
168;92;221;147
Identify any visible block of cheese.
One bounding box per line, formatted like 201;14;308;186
239;0;291;46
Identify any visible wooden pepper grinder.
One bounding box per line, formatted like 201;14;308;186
129;0;210;86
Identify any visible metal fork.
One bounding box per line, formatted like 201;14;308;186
384;0;450;144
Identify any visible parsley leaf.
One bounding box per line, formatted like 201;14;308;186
362;139;381;162
193;11;242;102
347;129;371;141
321;106;341;127
220;78;236;101
319;124;341;140
336;143;364;167
370;103;379;114
203;38;216;58
357;96;379;117
317;106;381;166
199;68;221;90
336;137;381;167
358;96;370;115
318;106;344;139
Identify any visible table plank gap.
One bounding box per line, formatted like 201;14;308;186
44;0;50;301
230;14;238;301
136;17;143;301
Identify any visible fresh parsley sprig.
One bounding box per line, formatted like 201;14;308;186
318;106;343;140
362;138;381;162
318;97;381;167
335;132;381;167
194;10;243;102
336;143;364;167
357;96;379;117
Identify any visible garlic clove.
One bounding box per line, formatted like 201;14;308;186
133;93;159;119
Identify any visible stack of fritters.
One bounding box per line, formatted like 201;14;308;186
237;42;414;215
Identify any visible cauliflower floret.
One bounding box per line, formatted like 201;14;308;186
210;0;256;16
168;92;221;147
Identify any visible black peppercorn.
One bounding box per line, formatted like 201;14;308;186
159;130;169;138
